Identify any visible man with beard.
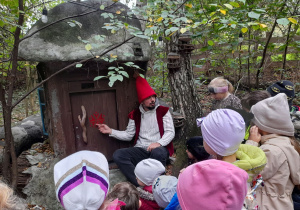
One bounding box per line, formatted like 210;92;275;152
97;76;175;186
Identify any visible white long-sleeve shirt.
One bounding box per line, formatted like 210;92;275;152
109;105;175;150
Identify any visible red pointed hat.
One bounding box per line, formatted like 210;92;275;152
136;76;156;103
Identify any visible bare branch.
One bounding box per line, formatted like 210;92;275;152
19;9;99;43
173;0;190;14
25;0;56;11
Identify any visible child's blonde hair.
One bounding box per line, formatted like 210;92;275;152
104;182;140;210
209;77;234;93
0;181;26;210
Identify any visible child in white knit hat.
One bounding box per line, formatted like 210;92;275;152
200;109;267;209
134;158;165;210
54;150;109;210
247;93;300;210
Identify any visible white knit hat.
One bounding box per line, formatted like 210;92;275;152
134;159;165;186
201;109;245;156
152;175;178;208
54;150;109;210
251;93;294;136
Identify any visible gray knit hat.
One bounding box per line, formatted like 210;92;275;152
250;93;294;136
134;159;165;186
152;175;178;208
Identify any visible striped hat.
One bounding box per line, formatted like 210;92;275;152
54;150;109;210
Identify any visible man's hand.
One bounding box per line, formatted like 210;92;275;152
249;125;261;143
96;124;112;135
147;142;161;152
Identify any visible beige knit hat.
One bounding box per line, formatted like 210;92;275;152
250;93;294;136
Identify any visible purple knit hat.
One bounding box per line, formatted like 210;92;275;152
201;109;245;156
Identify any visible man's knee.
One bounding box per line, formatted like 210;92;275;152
150;147;169;165
113;148;128;163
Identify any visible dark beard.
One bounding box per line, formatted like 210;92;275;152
146;106;155;110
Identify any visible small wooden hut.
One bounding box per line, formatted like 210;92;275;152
19;0;151;161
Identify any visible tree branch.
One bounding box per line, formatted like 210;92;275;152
25;0;56;11
173;0;190;14
255;0;287;87
19;9;99;43
12;35;135;108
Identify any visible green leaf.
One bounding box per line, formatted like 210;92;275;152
165;27;179;35
94;35;104;41
252;25;260;30
238;0;246;4
100;5;105;10
208;40;214;46
68;22;76;27
76;64;82;68
224;4;233;9
108;66;116;70
119;71;129;78
134;34;149;39
109;75;123;87
276;18;289;26
254;9;266;13
200;46;208;52
247;22;258;26
124;62;134;66
229;2;240;7
108;81;114;87
248;12;260;19
85;44;92;51
94;76;106;81
115;75;123;81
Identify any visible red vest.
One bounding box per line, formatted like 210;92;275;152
128;106;174;156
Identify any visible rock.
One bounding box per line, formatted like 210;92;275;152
18;0;151;62
0;114;45;157
109;169;127;190
23;157;63;210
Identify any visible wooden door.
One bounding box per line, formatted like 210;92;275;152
70;90;120;161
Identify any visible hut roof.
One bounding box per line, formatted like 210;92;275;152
19;0;151;62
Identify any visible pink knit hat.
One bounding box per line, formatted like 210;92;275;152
201;109;245;156
177;159;248;210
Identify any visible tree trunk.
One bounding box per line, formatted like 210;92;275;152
2;0;24;189
167;34;202;176
256;1;286;87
